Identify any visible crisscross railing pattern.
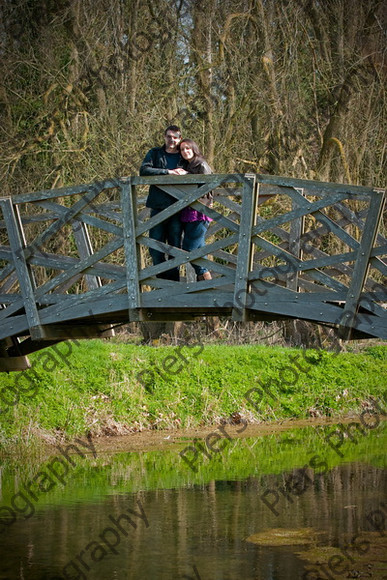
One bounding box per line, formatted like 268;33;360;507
0;174;385;370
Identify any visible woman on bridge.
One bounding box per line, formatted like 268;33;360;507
179;138;213;281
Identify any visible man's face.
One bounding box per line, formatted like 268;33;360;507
164;130;181;153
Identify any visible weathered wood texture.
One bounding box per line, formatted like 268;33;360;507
0;174;385;369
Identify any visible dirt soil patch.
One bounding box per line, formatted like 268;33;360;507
91;416;362;455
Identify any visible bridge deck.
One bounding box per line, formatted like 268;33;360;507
0;173;386;370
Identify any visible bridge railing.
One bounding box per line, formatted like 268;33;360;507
0;173;386;363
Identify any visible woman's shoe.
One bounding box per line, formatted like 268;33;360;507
197;271;212;281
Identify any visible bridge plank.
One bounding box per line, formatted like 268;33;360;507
255;174;376;197
139;277;232;303
11;179;122;204
35;279;127;321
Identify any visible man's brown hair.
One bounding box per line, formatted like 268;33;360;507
165;125;181;135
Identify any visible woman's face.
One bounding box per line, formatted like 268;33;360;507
180;143;194;161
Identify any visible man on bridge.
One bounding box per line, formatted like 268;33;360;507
140;125;187;281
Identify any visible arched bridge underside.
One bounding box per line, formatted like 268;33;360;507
0;173;386;371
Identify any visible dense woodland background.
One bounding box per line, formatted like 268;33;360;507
0;0;385;345
1;0;385;192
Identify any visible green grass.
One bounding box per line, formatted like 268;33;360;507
0;340;386;453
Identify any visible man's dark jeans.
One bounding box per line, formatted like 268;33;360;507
149;209;182;281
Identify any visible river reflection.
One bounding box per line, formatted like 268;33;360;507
0;423;386;579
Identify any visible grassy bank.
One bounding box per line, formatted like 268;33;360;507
0;340;386;453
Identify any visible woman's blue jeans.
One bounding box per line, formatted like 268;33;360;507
149;210;182;281
182;220;210;277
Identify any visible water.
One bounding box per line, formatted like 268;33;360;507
0;423;386;579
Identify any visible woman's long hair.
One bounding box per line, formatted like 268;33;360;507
179;138;206;171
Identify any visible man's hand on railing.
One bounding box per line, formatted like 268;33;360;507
168;168;188;175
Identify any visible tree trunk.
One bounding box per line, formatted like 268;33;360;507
192;0;215;164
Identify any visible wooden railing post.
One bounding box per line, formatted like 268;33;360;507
287;188;305;291
121;178;142;321
72;221;102;291
232;174;257;321
0;197;44;340
338;189;385;339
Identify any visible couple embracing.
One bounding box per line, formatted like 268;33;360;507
140;125;212;282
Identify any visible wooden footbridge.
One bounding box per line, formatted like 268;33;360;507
0;173;386;371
